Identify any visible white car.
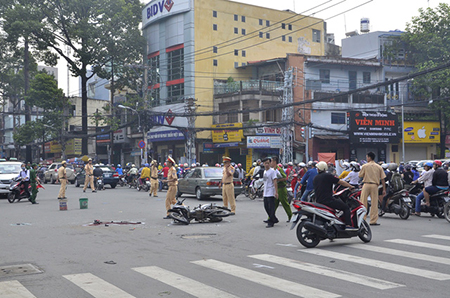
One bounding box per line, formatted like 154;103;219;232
0;162;23;198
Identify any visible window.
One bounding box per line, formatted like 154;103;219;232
281;23;285;29
234;62;239;68
241;16;246;22
289;36;292;43
242;28;246;35
149;88;160;107
259;19;263;25
241;63;246;66
331;113;346;125
282;35;285;41
266;20;270;27
234;27;238;34
167;48;184;81
266;33;270;39
213;24;217;31
149;54;160;85
213;59;218;66
349;71;357;90
213;10;217;17
234;14;238;21
167;83;184;101
312;29;321;42
234;49;238;56
259;32;263;38
288;24;292;30
213;46;218;53
319;69;330;84
242;50;246;57
363;72;371;84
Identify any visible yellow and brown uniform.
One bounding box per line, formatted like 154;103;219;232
359;161;386;224
58;166;67;199
222;166;236;212
165;166;178;214
83;163;95;191
150;165;159;196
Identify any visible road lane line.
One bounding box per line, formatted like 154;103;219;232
385;239;450;252
132;266;238;298
422;234;450;241
249;254;403;290
63;273;135;298
348;243;450;265
0;280;36;298
191;259;341;298
298;249;450;281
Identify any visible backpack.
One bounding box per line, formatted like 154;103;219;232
390;172;404;192
233;169;239;178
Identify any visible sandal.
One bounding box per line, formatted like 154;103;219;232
413;212;421;216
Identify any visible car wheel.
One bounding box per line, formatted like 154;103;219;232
75;178;80;187
196;187;204;200
50;176;55;184
110;184;116;189
43;176;48;184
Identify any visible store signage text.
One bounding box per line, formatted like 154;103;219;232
146;0;173;20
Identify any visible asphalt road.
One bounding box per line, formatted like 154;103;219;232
1;183;450;298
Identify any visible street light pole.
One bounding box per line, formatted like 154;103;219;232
118;105;145;164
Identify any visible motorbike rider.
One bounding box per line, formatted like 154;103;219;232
313;161;357;231
139;163;151;187
403;165;414;186
17;163;31;198
299;161;317;201
344;162;361;187
93;164;103;190
127;164;138;184
339;162;351;179
412;161;434;216
294;162;307;198
116;164;123;175
422;160;448;208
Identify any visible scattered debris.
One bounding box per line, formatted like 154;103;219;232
87;220;144;226
11;223;32;226
104;261;116;265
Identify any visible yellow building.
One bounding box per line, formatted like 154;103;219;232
142;0;326;163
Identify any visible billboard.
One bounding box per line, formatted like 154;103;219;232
347;111;399;143
211;123;243;143
403;121;440;143
247;136;282;149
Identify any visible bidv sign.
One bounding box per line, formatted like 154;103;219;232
146;0;174;19
142;0;191;27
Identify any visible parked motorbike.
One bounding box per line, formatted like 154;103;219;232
290;187;371;248
95;176;104;191
379;187;412;219
8;177;31;203
249;178;264;200
137;177;151;192
168;198;233;225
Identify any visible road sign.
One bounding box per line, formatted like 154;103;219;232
138;140;146;149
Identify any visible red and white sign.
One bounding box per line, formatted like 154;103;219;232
247;136;282;148
256;127;282;135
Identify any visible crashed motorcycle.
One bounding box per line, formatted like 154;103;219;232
8;177;32;203
290;187;371;248
168;198;233;225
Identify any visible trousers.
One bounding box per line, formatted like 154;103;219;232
83;175;95;191
58;179;67;199
30;183;38;203
264;196;278;224
165;185;177;215
222;183;236;212
360;183;379;224
275;187;292;220
150;179;158;196
320;198;352;226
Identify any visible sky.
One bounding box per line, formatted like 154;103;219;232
57;0;446;97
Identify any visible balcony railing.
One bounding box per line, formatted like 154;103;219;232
214;80;284;96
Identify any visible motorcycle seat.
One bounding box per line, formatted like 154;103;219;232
430;190;448;198
306;202;335;213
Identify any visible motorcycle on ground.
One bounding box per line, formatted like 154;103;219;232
290;187;371;248
168;198;233;225
8;177;32;203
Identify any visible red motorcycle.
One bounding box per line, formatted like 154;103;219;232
8;177;32;203
290;187;371;248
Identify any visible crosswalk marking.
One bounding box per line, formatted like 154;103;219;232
0;281;36;298
249;254;403;290
63;273;135;298
132;266;238;298
422;234;450;241
192;259;341;298
348;243;450;266
385;239;450;252
298;249;450;281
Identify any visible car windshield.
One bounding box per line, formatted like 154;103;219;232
0;164;22;174
203;168;223;178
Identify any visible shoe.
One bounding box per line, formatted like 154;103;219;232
266;224;274;228
263;220;269;223
92;190;97;193
163;216;171;219
370;223;380;226
154;195;158;197
83;190;85;193
345;225;358;231
230;212;235;215
414;212;421;216
32;202;39;204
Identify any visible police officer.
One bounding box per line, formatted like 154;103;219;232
150;160;159;197
29;163;40;204
83;158;95;192
219;156;236;214
163;157;178;219
57;161;68;199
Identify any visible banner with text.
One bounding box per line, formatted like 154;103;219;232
212;123;243;143
247;136;282;149
347;111;399;143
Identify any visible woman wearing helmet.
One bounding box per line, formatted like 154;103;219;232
344;163;361;187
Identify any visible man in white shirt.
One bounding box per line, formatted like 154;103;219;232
262;157;278;228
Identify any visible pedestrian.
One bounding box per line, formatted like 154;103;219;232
29;163;39;204
163;157;178;219
262;157;278;228
358;152;386;226
272;156;292;222
236;163;245;181
219;156;236;214
57;161;68;199
150;160;159;197
83;158;95;193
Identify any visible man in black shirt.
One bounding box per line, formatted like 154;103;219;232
423;160;449;206
402;165;414;186
313;161;357;230
93;164;104;191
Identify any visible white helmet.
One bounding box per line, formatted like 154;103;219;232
307;161;314;166
343;162;350;170
288;162;293;166
298;162;306;167
352;163;360;172
252;162;257;166
381;163;388;170
316;161;328;172
388;163;398;171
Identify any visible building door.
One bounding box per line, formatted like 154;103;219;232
349;71;357;90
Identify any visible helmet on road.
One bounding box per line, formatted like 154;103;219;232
316;161;328;172
388;163;398;171
425;162;433;167
434;160;442;167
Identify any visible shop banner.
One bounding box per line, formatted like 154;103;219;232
256;127;282;135
212;123;243;143
247;136;282;148
347;111;399;143
403;121;440;143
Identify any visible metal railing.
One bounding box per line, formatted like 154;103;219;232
214;80;283;96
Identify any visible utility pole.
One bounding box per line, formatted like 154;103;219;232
281;68;294;165
185;98;197;165
109;57;115;165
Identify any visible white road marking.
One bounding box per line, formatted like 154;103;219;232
63;273;135;298
385;239;450;252
276;243;299;247
133;266;238;298
422;234;450;241
0;280;36;298
249;254;403;290
192;259;341;298
348;243;450;265
252;263;275;269
298;249;450;281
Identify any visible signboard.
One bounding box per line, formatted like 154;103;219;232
65;139;82;156
113;129;127;143
256;127;282;135
138;140;146;149
347;111;399;143
247;136;282;149
403;121;440;143
142;0;191;28
147;103;189;140
212;123;243;143
148;129;185;142
96;126;110;143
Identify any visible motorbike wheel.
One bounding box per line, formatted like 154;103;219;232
399;202;410;220
444;202;450;223
296;221;320;248
210;217;223;222
7;192;17;203
169;212;190;225
378;202;384;217
249;189;257;200
436;199;445;219
358;220;372;243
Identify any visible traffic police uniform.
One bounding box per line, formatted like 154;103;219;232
150;161;159;197
83;159;95;191
221;157;236;213
165;157;178;216
58;161;67;199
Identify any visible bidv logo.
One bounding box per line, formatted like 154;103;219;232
147;0;174;19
